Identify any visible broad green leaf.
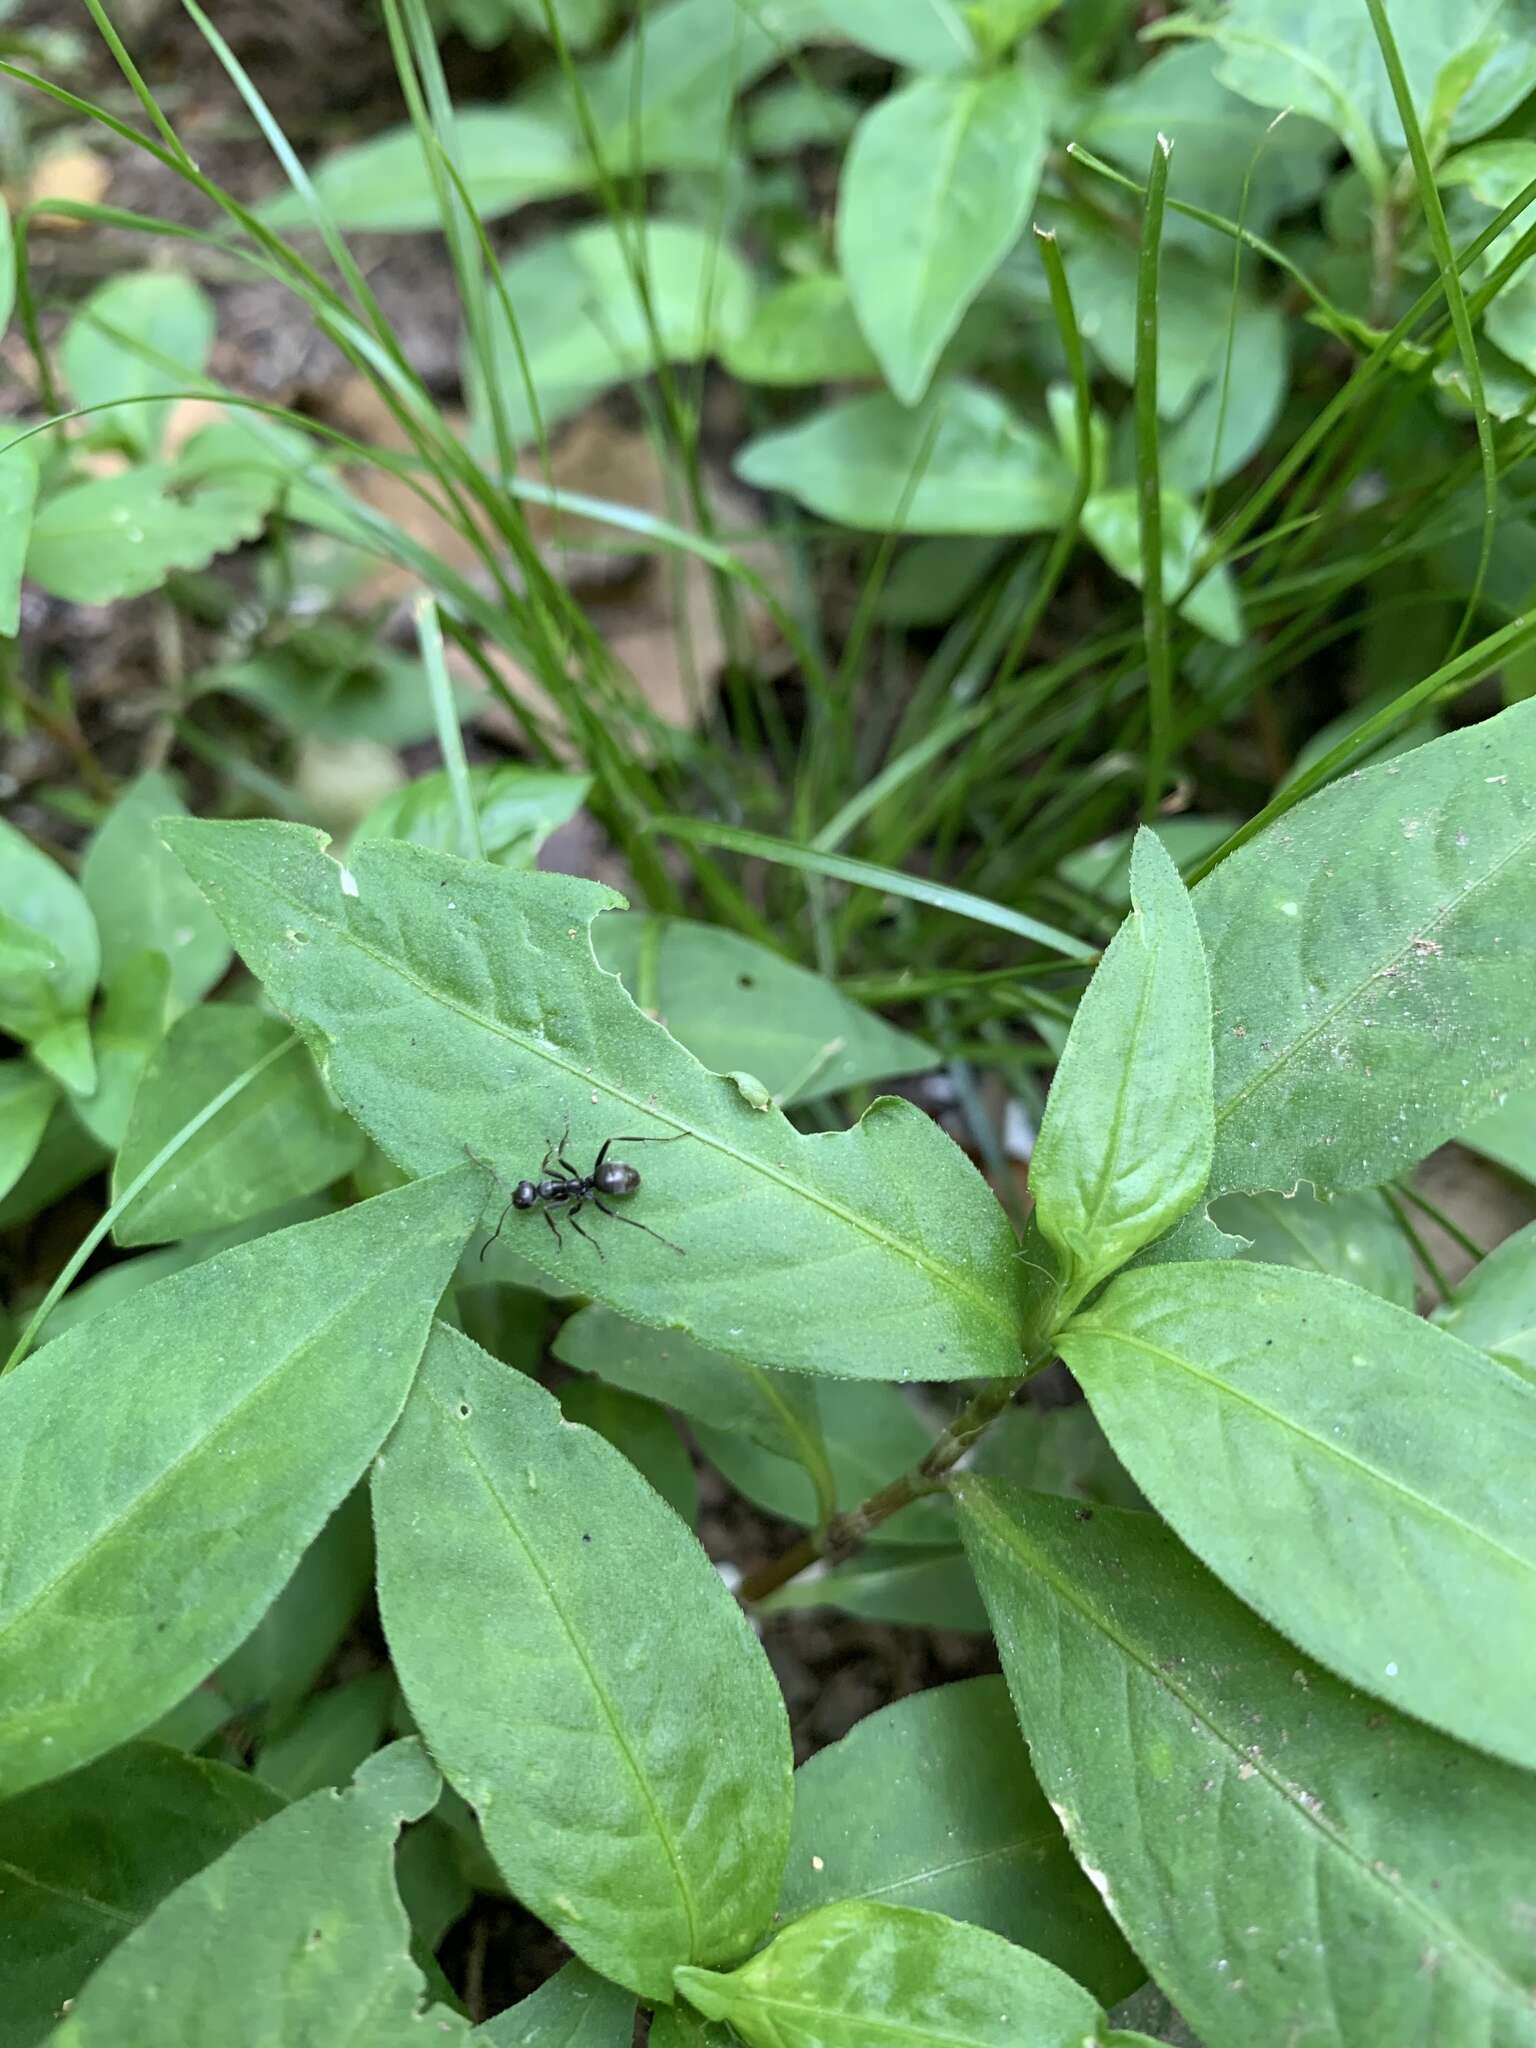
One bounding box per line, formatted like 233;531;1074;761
958;1481;1536;2048
395;1814;472;1961
1082;489;1244;646
759;1548;988;1630
736;382;1073;536
0;1168;480;1797
1030;830;1213;1316
0;819;99;1055
80;772;231;1008
0;1741;282;2048
59;271;214;459
553;1304;831;1491
0;441;38;637
837;70;1047;404
1057;817;1239;909
263;108;588;231
217;1486;376;1723
24;441;278;605
475;220;755;445
0;1063;55;1206
676;1900;1108;2048
695;1380;957;1547
203;644;460;749
649;2006;733;2048
253;1669;394;1799
1159;302;1288;493
592;913;936;1105
71;952;171;1150
51;1741;466;2046
374;1322;793;2000
354;764;591;868
722;274;881;386
0;1104;106;1232
559;1376;699;1528
26;1016;94;1098
1212;1182;1415;1306
818;0;976;70
473;1960;636;2045
746;81;862;155
1065;231;1237;417
1196;702;1536;1195
1206;0;1536;178
780;1679;1141;2004
971;1400;1146;1509
163;821;1029;1382
1458;1083;1536;1183
1083;42;1334;246
112;1004;366;1246
1060;1259;1536;1767
1434;1216;1536;1379
875;536;1007;626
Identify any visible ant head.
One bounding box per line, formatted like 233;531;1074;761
595;1159;640;1198
511;1179;540;1209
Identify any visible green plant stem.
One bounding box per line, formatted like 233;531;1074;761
1135;133;1175;816
1380;1186;1453;1305
737;1371;1034;1605
1392;1182;1489;1267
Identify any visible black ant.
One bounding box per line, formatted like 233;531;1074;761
468;1125;688;1261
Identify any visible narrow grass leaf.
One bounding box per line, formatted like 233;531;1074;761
0;1167;480;1797
374;1323;792;2000
1060;1259;1536;1767
162;821;1030;1382
957;1481;1536;2048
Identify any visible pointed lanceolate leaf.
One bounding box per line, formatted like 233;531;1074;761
0;1167;480;1797
1058;1259;1536;1767
957;1481;1536;2048
1197;702;1536;1195
51;1742;466;2046
838;71;1046;405
471;1960;636;2045
675;1900;1108;2048
374;1323;793;2001
162;821;1026;1382
1433;1216;1536;1380
0;1742;282;2048
780;1679;1140;2005
1030;828;1213;1316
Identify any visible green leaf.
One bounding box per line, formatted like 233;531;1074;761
474;220;755;445
957;1480;1536;2048
553;1304;831;1492
80;772;232;1008
59;271;214;459
1082;489;1245;646
24;442;278;606
746;81;862;156
649;2005;734;2048
1158;302;1289;493
559;1376;700;1528
1060;1258;1536;1767
818;0;976;70
263;107;588;231
722;273;881;386
780;1678;1141;2004
71;952;171;1151
1457;1083;1536;1182
695;1380;958;1547
592;913;937;1105
971;1400;1146;1509
759;1547;988;1630
736;381;1073;536
473;1960;636;2045
51;1742;467;2046
354;764;591;868
0;441;38;638
253;1669;395;1799
27;1015;95;1098
373;1322;793;2000
1206;0;1536;177
162;821;1029;1383
1211;1182;1416;1306
0;1102;105;1232
1433;1216;1536;1379
0;819;99;1054
1065;231;1237;418
0;193;13;335
1196;701;1536;1195
837;70;1047;404
0;1063;56;1206
676;1900;1108;2048
1030;829;1213;1316
217;1485;375;1722
112;1004;366;1246
0;1741;283;2048
1057;816;1239;908
0;1168;480;1797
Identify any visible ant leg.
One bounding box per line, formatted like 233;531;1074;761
593;1131;690;1173
542;1208;564;1252
565;1200;606;1261
465;1146;516;1262
591;1196;686;1256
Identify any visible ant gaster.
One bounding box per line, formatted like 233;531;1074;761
468;1124;688;1261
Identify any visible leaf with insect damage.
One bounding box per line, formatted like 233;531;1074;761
160;821;1030;1382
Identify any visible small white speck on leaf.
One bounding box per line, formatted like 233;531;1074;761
337;865;359;898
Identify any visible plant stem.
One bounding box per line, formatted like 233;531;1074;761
737;1369;1035;1605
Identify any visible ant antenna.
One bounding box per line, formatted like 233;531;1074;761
464;1144;515;1261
